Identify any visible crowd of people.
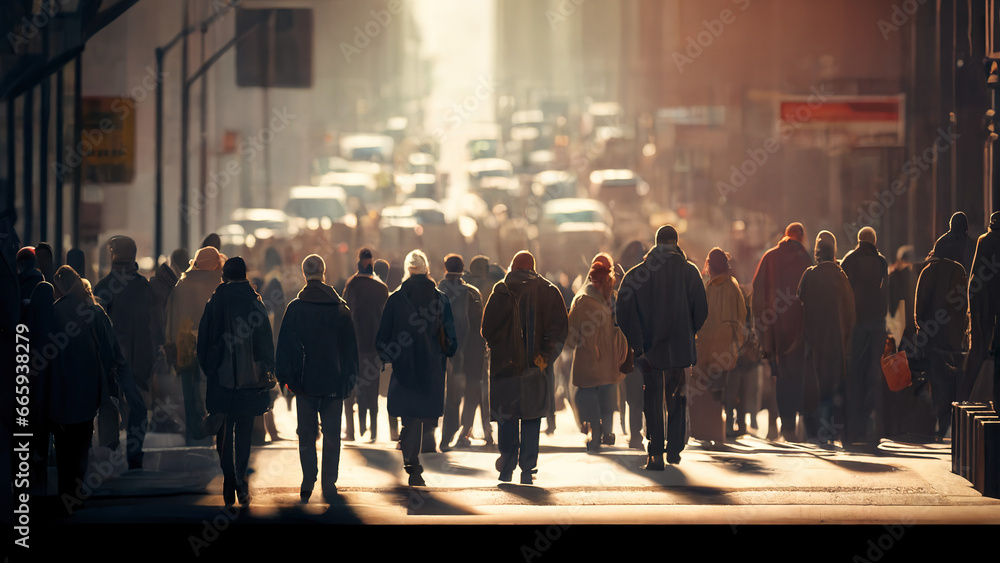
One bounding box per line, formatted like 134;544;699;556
7;210;1000;509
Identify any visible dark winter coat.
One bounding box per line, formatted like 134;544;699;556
840;242;889;327
276;280;358;398
148;263;179;348
438;274;486;356
932;230;976;274
751;238;813;358
970;228;1000;353
616;244;708;370
482;268;569;421
344;273;390;392
376;274;458;419
47;295;125;425
797;261;856;392
94;262;155;385
915;257;970;354
198;280;276;417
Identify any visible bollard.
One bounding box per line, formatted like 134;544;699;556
980;419;1000;498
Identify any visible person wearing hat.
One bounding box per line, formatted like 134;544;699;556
567;253;630;453
840;227;890;451
376;250;458;486
967;212;1000;404
616;226;707;468
797;231;856;447
92;235;152;468
482;250;569;483
751;222;814;442
198;256;276;507
915;232;971;440
277;254;358;503
437;253;487;451
165;246;224;445
343;248;389;442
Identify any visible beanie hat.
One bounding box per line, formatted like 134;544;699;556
444;253;465;274
108;235;137;264
588;253;614;285
190;246;222;271
510;250;535;272
222;256;247;281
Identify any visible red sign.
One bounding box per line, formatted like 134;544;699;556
780;99;900;123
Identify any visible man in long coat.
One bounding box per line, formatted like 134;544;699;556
616;226;708;468
751;222;814;441
966;211;1000;403
343;248;389;441
839;227;889;450
797;231;855;446
482;251;568;484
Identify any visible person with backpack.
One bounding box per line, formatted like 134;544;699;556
277;254;358;503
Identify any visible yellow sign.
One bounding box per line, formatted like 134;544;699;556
81;97;135;183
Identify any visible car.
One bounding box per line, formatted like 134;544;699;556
319;172;378;205
340;133;395;163
531;170;578;201
283;186;353;225
394;173;439;200
468;158;519;207
537;198;615;278
229;208;295;239
589;169;655;245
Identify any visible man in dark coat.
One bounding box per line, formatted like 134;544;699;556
931;211;976;275
915;243;970;439
966;212;1000;402
482;250;568;483
93;236;152;469
343;248;389;442
35;242;55;283
751;222;814;441
616;226;708;468
797;231;855;446
277;254;358;503
376;250;457;486
438;254;486;450
198;257;276;507
839;227;889;450
464;255;505;447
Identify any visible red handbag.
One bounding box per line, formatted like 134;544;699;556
881;335;912;392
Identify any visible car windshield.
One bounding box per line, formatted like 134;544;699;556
546;209;604;224
285;198;346;220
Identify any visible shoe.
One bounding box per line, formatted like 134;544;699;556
455;436;472;448
408;473;426;486
520;472;533;485
238;488;252;508
666;452;681;465
586;439;601;454
223;483;236;507
602;433;616;446
498;472;512;482
642;455;664;471
439;442;452;453
300;489;312;504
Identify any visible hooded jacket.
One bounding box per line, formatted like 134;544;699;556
694;273;747;375
915;256;970;354
276;280;358;398
797;259;856;392
567;282;629;389
482;268;569;421
616;244;708;370
751;238;813;358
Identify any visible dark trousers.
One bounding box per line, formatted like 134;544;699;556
296;395;343;497
357;353;382;438
52;421;94;500
497;417;541;475
216;414;254;501
926;348;964;438
847;324;886;445
97;366;148;468
770;345;806;440
642;366;687;457
400;416;435;472
343;390;357;439
180;366;209;446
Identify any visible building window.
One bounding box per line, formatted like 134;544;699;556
236;8;313;89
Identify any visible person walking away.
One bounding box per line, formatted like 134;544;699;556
482;251;568;483
93;236;151;468
966;212;1000;402
915;243;970;440
277;255;358;502
751;223;813;441
165;246;224;446
616;227;708;468
839;227;889;451
376;250;457;485
463;255;504;447
797;231;855;447
567;254;630;453
198;257;276;507
689;248;746;447
438;254;487;450
931;211;976;275
616;240;649;449
343;248;389;442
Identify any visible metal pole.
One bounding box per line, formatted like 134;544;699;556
6;99;14;218
155;48;164;259
73;55;82;250
23;87;33;246
199;27;208;242
40;75;50;243
55;67;64;266
180;0;190;250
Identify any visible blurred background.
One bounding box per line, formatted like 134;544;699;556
1;0;997;289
